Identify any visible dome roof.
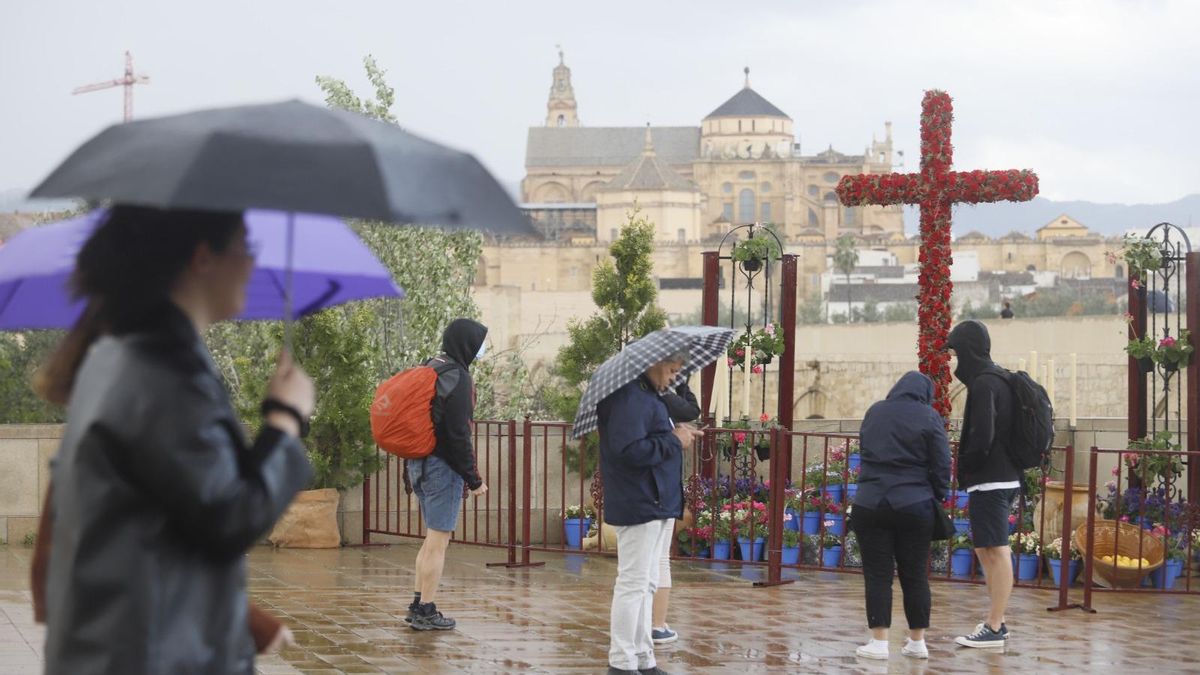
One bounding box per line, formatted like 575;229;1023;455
705;86;789;119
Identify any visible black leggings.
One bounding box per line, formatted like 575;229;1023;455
851;500;934;629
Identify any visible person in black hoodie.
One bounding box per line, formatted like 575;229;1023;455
946;320;1020;649
851;371;950;661
407;318;489;631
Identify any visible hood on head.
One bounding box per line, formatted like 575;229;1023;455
947;320;992;383
886;370;933;404
441;318;488;367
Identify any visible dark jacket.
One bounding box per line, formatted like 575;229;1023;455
428;318;487;490
598;376;684;526
43;304;312;675
854;371;951;510
660;381;701;424
947;320;1020;488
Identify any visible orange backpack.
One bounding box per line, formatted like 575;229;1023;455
370;358;455;459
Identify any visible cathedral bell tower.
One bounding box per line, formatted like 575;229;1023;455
545;47;579;127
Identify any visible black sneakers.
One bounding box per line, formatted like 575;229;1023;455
404;602;419;624
955;622;1008;648
409;602;456;631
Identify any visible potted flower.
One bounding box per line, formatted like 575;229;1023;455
1125;335;1156;373
948;500;971;534
1009;531;1042;581
727;324;785;370
563;504;596;549
822;501;846;536
781;528;803;565
817;526;843;568
846;440;862;472
1115;235;1162;283
1153;330;1194;372
1148;528;1187;589
712;509;735;560
678;509;714;558
733;500;770;562
731;232;782;272
782;489;802;532
1044;536;1082;587
1126;432;1185;486
949;533;975;577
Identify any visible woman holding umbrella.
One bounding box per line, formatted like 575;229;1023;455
34;206;315;674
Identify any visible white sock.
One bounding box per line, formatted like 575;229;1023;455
869;639;888;648
907;638;925;647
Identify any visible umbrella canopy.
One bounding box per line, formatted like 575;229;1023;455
30;99;536;236
572;326;736;438
0;209;403;330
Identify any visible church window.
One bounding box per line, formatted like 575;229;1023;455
807;185;819;197
1115;265;1124;278
557;114;565;127
823;191;838;203
722;203;733;220
823;171;840;183
843;207;856;226
760;182;771;192
760;201;772;222
738;189;755;223
809;208;819;226
738;171;756;180
1007;252;1013;262
722;182;733;193
677;228;686;243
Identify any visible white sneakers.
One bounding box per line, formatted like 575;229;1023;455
901;638;929;659
855;639;889;660
855;638;929;660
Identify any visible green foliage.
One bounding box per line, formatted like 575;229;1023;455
314;54;397;124
1125;335;1156;360
1117;235;1162;282
797;294;825;325
23;532;36;546
551;209;667;475
731;232;781;264
0;331;65;423
1009;288;1120;318
833;235;859;322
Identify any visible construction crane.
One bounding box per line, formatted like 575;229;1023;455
72;51;150;123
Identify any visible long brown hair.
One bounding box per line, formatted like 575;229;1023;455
35;205;243;405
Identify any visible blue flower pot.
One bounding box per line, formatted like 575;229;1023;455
954;490;970;509
1048;558;1081;587
821;546;843;568
1150;559;1184;589
1013;553;1040;581
823;484;845;504
563;517;591;549
781;545;801;565
953;518;971;533
825;514;846;536
802;511;821;535
848;453;862;471
784;507;800;532
738;537;766;562
712;540;733;560
950;549;974;577
846;484;859;502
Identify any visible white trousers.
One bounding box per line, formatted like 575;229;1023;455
609;518;672;670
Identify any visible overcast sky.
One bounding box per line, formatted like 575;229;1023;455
2;0;1196;205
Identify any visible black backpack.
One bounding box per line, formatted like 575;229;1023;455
981;369;1054;470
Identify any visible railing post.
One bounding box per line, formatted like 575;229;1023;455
1048;445;1088;612
1081;447;1100;613
361;473;371;545
755;428;794;588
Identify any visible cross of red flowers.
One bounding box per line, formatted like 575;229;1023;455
836;90;1039;418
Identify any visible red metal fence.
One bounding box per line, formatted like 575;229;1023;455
361;421;1199;607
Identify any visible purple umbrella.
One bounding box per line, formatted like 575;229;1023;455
0;209;403;330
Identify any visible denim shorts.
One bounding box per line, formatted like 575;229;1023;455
407;455;464;532
968;488;1018;548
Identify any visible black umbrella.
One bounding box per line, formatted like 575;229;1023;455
30;99;535;236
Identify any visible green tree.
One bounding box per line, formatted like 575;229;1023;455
832;235;859;323
552;209;667;474
0;331;65;423
797;294;825;325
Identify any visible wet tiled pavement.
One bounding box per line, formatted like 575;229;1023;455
3;542;1199;673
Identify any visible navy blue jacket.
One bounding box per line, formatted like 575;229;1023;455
597;376;684;526
853;371;952;510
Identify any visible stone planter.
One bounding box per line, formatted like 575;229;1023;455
1033;480;1094;546
267;488;341;548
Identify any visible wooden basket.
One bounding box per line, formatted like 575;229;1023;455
1074;519;1164;589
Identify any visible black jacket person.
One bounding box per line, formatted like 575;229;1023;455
428;318;488;490
946;320;1019;489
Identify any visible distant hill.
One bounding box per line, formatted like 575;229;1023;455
0;188;78;214
908;194;1200;239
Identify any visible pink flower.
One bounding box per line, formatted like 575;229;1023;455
1111;466;1120;476
733;432;747;443
1007;514;1018;525
752;365;764;374
1160;336;1176;348
764;323;775;335
1120;515;1131;523
1131;278;1143;290
759;413;771;423
727;358;735;368
1105;251;1118;264
1122;452;1139;465
736;348;745;357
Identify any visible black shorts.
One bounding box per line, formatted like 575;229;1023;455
967;488;1017;548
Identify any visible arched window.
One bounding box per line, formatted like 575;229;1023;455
1115;264;1124;278
760;201;772;222
738;171;756;180
557;114;565;127
823;191;838;203
823;171;840;183
809;208;819;226
807;185;819;197
738;189;755;223
843;207;856;226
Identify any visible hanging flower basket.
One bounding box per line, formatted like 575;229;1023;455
731;233;781;272
727;324;785;369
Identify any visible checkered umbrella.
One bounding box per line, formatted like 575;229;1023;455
572;325;736;438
